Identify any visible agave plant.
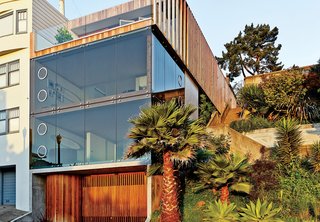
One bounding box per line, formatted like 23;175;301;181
203;200;239;222
195;153;252;203
310;141;320;172
239;198;283;222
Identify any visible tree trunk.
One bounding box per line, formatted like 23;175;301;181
160;151;181;222
220;185;230;204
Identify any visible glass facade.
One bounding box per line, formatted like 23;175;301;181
31;29;186;168
152;35;185;93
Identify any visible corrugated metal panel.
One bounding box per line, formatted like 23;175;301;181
2;170;15;205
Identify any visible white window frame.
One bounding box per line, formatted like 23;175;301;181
0;60;20;89
0;12;14;37
0;108;20;135
16;9;27;34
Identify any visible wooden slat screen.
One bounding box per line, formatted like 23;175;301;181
46;174;82;222
152;0;237;113
82;172;147;220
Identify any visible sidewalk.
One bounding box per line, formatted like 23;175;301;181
0;206;27;222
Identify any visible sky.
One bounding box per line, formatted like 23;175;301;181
48;0;320;68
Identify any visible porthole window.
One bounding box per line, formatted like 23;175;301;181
37;123;47;136
37;145;47;158
37;67;48;80
37;89;48;102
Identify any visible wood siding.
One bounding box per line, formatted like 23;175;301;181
46;172;147;222
151;175;163;212
46;174;82;222
68;0;152;30
152;0;237;113
82;173;147;220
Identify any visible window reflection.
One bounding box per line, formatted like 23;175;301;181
152;35;185;93
31;98;150;168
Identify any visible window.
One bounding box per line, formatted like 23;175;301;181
0;60;20;88
8;108;19;133
16;10;27;34
0;108;19;135
0;12;13;37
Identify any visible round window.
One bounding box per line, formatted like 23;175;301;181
37;145;47;158
37;89;48;102
37;123;48;136
37;67;48;80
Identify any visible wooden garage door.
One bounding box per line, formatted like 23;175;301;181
82;172;147;222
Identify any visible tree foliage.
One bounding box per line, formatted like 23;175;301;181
218;23;283;81
195;153;252;203
126;99;207;222
261;70;320;122
55;27;73;44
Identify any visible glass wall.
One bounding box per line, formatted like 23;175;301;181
31;98;150;168
152;35;185;93
30;29;151;168
31;29;150;114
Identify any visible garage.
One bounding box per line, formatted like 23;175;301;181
0;167;16;205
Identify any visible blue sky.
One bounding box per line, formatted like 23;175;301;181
48;0;320;68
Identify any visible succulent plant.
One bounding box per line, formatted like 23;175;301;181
203;200;239;222
239;198;283;222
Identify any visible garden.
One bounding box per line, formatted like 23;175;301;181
125;64;320;222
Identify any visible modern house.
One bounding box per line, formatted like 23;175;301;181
1;0;236;220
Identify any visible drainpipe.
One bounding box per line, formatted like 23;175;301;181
59;0;65;16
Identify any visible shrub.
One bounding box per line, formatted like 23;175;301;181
278;171;320;219
272;118;302;171
237;84;268;116
310;141;320;172
230;116;274;133
260;70;317;122
199;94;216;125
250;159;279;200
55;27;73;43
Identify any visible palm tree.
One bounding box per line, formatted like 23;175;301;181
195;153;252;203
126;99;207;222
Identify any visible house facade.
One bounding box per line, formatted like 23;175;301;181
0;0;32;211
1;0;236;220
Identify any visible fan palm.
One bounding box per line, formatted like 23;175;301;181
195;153;252;203
126;99;207;222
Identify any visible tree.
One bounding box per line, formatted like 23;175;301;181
217;23;283;81
310;58;320;75
126;99;207;222
195;153;252;203
55;27;73;44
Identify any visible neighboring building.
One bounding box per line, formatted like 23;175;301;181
0;0;67;213
0;0;32;211
1;0;236;220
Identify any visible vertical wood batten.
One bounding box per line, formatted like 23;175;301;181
167;0;171;42
171;0;175;48
163;0;167;35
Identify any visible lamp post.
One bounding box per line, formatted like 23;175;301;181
56;134;62;166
